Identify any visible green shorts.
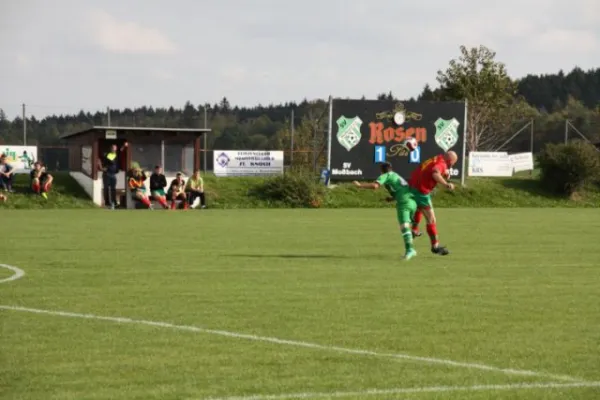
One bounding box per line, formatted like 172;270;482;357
131;188;146;199
151;189;165;197
396;199;417;225
409;187;433;209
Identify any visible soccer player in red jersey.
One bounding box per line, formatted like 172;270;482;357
408;151;458;256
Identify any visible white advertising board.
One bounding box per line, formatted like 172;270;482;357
509;152;534;173
213;150;284;177
0;145;38;174
468;151;512;177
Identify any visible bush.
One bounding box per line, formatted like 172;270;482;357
537;141;600;196
249;168;326;208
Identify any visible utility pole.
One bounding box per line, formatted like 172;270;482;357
203;105;208;173
290;109;294;165
22;103;26;145
107;106;111;126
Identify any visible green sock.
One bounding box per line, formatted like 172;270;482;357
401;227;413;252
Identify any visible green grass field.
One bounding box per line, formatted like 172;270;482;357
1;209;600;400
1;170;600;210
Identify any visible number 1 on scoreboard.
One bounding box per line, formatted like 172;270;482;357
374;146;385;163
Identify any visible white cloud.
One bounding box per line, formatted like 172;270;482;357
15;53;31;68
149;69;174;81
581;0;600;23
88;9;177;55
219;66;248;82
1;0;599;119
531;29;598;54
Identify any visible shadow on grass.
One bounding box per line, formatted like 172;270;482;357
228;254;355;259
497;177;564;199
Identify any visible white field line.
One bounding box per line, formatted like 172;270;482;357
203;381;600;400
0;305;581;382
0;264;25;284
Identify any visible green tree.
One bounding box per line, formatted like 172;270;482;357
435;45;520;151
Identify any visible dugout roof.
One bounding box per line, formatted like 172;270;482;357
60;126;211;140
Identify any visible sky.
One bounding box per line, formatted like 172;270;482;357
0;0;599;119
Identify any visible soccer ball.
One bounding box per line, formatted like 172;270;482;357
403;137;419;151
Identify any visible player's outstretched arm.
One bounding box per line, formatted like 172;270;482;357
432;169;454;191
352;181;380;190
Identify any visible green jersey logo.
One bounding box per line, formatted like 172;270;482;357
434;118;460;151
336;116;362;151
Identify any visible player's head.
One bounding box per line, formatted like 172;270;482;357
380;161;392;174
444;151;458;167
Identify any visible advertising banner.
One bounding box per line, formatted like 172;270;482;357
213;150;284;177
330;99;465;181
508;152;534;173
468;152;512;177
0;145;38;174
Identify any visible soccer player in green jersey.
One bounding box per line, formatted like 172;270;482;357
353;161;417;261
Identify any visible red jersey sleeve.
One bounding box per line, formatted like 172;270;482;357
432;159;448;177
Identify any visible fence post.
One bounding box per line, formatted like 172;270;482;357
326;96;333;179
530;119;534;177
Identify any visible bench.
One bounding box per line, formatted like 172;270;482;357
125;186;200;209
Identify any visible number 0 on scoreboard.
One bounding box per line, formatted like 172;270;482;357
374;146;386;163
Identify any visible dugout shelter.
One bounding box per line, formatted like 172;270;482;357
61;126;210;208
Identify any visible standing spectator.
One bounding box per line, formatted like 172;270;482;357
186;169;206;209
30;162;53;199
0;155;14;192
149;165;169;209
99;143;126;209
167;172;188;210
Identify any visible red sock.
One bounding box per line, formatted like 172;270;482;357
32;183;40;193
42;182;50;192
141;197;151;207
159;198;168;208
412;210;423;231
170;201;176;209
426;223;439;247
183;202;189;210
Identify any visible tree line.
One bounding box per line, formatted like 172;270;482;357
1;45;599;155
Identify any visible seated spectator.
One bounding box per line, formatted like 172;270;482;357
30;162;53;199
186;169;206;209
0;155;14;192
128;167;152;209
149;165;169;209
167;172;188;210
